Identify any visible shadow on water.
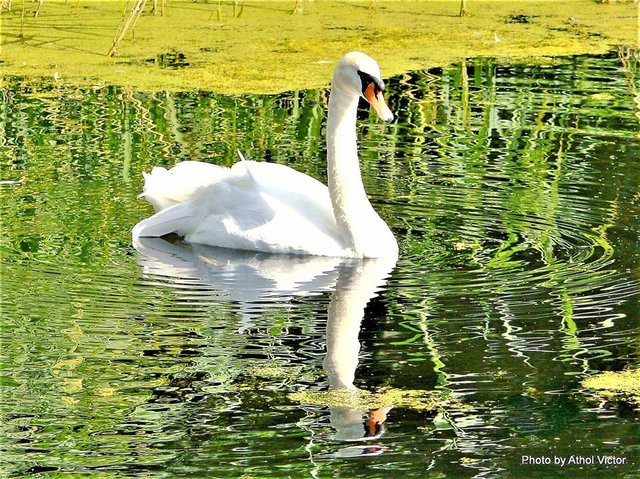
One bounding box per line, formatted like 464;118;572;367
1;50;639;477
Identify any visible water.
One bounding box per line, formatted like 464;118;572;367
1;50;639;478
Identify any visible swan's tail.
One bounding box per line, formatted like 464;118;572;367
134;155;255;245
139;161;228;212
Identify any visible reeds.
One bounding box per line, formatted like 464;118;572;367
151;0;165;16
459;0;468;16
107;0;149;57
19;2;25;37
34;0;43;17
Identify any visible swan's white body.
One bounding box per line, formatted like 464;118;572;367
132;52;398;258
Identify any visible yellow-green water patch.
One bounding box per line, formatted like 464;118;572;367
582;369;640;409
1;0;637;94
290;387;465;411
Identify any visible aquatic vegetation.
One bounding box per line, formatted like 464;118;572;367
290;387;465;412
582;369;640;409
0;0;637;93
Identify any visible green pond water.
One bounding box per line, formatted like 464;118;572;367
1;51;639;478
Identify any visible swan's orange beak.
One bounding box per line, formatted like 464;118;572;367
364;82;394;123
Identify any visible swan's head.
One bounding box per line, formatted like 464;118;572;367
333;51;394;123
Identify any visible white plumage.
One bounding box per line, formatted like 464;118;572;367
133;157;347;256
132;52;398;258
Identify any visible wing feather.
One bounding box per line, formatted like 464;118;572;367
134;159;347;256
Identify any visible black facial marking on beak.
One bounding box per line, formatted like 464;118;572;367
357;70;385;95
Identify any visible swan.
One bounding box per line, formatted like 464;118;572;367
132;51;398;258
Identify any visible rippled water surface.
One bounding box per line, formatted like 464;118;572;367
2;51;639;478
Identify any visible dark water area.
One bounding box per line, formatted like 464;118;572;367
1;50;639;478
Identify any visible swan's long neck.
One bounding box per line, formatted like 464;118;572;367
327;85;379;256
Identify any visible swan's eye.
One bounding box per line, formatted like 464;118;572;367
357;70;385;95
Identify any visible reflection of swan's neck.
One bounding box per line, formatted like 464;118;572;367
327;85;383;257
323;258;397;390
323;263;366;390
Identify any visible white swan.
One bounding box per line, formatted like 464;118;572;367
132;52;398;258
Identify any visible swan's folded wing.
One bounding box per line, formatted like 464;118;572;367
241;161;338;235
132;201;195;241
133;166;279;251
133;159;348;256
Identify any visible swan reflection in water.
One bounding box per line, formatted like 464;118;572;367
135;237;397;454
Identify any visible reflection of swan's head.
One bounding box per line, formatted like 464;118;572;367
333;51;394;123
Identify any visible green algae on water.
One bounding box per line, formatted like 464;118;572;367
582;369;640;409
290;387;465;412
1;0;638;94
